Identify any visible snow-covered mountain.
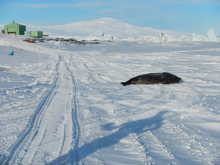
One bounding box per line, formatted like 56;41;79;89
1;18;188;39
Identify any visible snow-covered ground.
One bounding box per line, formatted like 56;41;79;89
0;32;220;165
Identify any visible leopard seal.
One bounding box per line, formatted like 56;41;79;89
121;72;181;86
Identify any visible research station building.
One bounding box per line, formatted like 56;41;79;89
4;21;26;35
25;31;43;38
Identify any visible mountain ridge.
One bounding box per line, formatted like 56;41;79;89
1;18;189;39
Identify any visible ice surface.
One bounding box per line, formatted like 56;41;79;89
207;28;219;42
191;33;210;42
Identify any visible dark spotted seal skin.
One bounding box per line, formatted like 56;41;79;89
121;72;181;86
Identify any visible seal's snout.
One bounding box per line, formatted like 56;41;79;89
121;82;126;86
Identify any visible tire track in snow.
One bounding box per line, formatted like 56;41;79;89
137;130;179;164
65;61;81;165
59;124;67;157
3;56;81;165
79;53;115;83
179;123;219;163
154;120;218;164
2;57;61;165
26;59;79;164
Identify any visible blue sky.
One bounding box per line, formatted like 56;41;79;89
0;0;220;35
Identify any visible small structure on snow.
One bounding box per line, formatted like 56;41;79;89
25;31;43;38
4;21;26;35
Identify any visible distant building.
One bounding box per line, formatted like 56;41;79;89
25;31;43;38
4;21;26;35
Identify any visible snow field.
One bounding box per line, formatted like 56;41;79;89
0;35;220;165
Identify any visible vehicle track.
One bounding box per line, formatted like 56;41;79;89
65;61;81;165
2;56;81;165
1;57;61;165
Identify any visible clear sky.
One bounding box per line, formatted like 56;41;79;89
1;0;220;35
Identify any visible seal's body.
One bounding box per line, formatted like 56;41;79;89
121;72;181;86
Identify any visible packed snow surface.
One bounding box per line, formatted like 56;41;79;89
0;34;220;165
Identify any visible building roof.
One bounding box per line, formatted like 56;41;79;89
5;21;26;27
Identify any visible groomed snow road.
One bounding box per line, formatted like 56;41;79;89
2;56;80;164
